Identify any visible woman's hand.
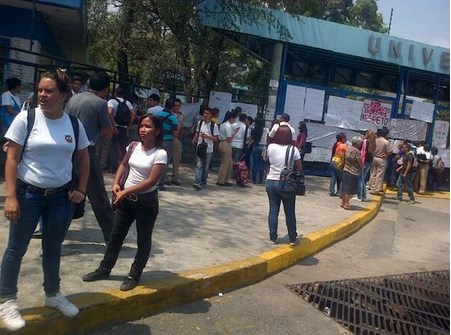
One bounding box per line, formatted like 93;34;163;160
68;189;86;204
112;189;127;206
4;196;20;222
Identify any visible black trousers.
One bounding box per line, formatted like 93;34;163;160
99;191;159;280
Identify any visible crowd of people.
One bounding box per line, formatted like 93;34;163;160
0;72;447;331
328;126;446;209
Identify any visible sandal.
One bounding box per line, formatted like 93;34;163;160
343;205;352;210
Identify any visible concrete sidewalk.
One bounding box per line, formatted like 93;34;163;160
0;165;385;334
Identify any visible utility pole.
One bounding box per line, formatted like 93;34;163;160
388;8;393;35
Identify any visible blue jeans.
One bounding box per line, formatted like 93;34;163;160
251;145;265;184
329;162;342;195
396;173;415;201
194;152;213;186
358;162;371;200
232;148;244;163
100;191;159;280
157;140;173;188
0;182;73;297
265;179;297;242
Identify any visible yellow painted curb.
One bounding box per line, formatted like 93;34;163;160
385;189;450;200
1;195;384;335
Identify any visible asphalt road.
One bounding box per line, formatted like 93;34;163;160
87;196;450;335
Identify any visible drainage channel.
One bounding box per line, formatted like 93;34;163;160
287;270;450;335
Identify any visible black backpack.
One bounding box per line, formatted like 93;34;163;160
114;98;131;126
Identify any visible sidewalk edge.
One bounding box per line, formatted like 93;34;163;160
2;195;383;335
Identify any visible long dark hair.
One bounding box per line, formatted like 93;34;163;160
251;118;265;144
138;114;164;148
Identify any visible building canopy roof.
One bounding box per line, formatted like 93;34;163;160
197;0;449;84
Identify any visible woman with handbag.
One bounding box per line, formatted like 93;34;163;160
82;114;167;292
0;69;90;330
295;121;308;163
266;125;303;246
329;132;347;196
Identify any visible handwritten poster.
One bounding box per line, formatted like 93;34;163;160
432;120;449;149
209;91;232;122
410;100;435;123
303;88;325;121
361;100;391;127
437;149;450;168
389;119;428;141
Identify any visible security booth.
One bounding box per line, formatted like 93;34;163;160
198;0;449;177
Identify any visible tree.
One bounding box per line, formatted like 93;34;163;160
86;0;388;99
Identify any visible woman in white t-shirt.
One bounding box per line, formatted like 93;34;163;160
0;70;90;330
266;125;303;246
82;114;167;292
0;77;22;135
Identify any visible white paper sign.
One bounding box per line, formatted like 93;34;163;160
326;96;366;130
410;100;435;123
232;102;258;118
209;91;232;122
284;85;305;121
432;120;449;149
389;119;428;141
303;88;325;121
437;148;450;168
181;102;201;128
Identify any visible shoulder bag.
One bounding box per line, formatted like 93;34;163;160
279;145;305;196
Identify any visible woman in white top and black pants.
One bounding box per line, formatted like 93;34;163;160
82;114;167;291
266;125;303;246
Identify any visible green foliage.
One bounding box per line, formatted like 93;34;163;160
86;0;388;99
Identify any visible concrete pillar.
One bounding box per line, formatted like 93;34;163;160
266;42;284;121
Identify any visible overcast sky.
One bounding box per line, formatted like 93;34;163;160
376;0;450;48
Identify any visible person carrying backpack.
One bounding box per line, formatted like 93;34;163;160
108;87;136;172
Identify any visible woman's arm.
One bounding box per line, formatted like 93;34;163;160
68;148;90;204
4;141;22;221
294;159;303;174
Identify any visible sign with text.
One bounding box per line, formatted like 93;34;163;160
389;119;428;141
432;120;449;149
360;100;391;127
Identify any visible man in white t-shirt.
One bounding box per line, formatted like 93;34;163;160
268;113;296;143
146;94;163;114
107;87;136;172
192;108;219;190
231;113;247;163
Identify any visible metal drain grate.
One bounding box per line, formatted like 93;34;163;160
287;270;450;335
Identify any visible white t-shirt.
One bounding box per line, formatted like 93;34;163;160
219;121;233;140
1;91;21;109
266;143;301;181
147;106;164;114
196;121;219;153
108;98;134;127
257;128;269;146
5;107;90;188
268;122;296;141
231;120;246;149
124;142;167;193
416;146;433;160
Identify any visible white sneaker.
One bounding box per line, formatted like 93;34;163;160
45;292;79;317
0;299;25;331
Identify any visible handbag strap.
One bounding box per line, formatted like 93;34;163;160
284;145;295;168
